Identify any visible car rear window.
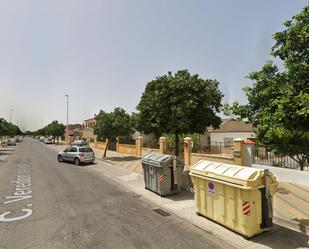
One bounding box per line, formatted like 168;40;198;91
73;141;87;144
79;147;93;153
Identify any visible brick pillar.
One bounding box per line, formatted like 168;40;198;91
136;136;142;157
243;140;256;167
94;137;97;148
116;137;120;152
184;137;192;169
233;138;245;166
159;137;167;154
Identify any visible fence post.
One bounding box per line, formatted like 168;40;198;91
136;136;143;157
243;139;256;167
116;137;119;152
159;136;167;154
233;138;245;166
184;137;192;169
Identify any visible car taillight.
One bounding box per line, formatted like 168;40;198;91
79;152;84;157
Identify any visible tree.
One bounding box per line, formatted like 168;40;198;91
137;70;223;156
226;4;309;170
46;121;65;144
0;118;21;137
94;108;134;157
0;118;7;144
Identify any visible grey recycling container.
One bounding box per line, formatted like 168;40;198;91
141;151;184;197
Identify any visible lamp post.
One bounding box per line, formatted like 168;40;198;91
9;109;13;123
65;95;69;146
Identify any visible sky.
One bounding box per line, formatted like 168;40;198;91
0;0;307;131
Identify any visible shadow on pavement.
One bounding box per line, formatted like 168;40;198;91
0;149;15;155
57;162;97;167
165;190;194;201
0;151;14;155
104;156;140;162
251;223;309;249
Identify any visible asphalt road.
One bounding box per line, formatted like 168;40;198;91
0;138;224;249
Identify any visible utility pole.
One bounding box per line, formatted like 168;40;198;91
65;95;69;146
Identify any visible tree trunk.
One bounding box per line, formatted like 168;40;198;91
174;131;179;156
299;159;305;171
103;139;109;158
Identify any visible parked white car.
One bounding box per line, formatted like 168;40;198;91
58;146;95;165
44;138;53;144
7;138;16;146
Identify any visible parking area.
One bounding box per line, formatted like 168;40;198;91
0;147;16;163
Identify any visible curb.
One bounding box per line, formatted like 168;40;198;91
274;216;309;236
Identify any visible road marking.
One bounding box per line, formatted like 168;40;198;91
0;160;33;222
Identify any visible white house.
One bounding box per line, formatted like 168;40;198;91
210;119;255;145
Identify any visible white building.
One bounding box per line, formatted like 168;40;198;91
210;119;255;145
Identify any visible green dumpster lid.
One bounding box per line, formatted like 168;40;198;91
190;160;277;188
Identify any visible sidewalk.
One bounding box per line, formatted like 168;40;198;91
91;146;309;234
49;144;309;248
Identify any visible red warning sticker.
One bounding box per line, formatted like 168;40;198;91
242;201;250;216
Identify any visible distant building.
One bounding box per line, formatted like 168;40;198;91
65;124;83;143
200;119;256;149
83;118;96;128
81;118;97;143
210;119;255;145
199;118;233;148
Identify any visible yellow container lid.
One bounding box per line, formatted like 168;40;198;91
190;160;277;189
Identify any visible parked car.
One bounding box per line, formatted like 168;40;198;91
7;138;16;146
39;137;45;142
58;146;95;165
44;138;53;144
71;140;88;147
15;136;23;142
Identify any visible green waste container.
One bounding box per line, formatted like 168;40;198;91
141;151;183;197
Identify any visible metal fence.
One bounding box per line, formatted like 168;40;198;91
200;142;234;155
253;147;309;171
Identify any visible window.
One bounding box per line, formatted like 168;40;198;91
69;147;77;152
223;137;233;147
79;147;93;153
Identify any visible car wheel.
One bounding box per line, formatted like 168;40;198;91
74;158;80;166
58;155;64;162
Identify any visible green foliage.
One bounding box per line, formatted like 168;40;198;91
94;107;134;142
46;121;65;138
0;118;22;137
94;107;134;157
34;127;47;136
166;133;202;154
130;112;142;134
32;121;64;142
137;70;223;155
226;4;309;170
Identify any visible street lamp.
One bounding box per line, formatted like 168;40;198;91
65;94;69;146
9;109;13;123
